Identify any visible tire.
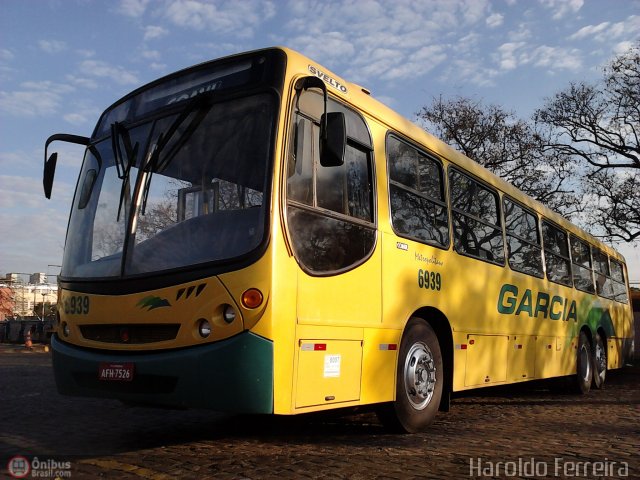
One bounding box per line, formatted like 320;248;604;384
575;331;592;394
377;318;443;433
592;332;607;389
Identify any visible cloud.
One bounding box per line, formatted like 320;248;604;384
539;0;584;20
117;0;150;17
65;74;99;90
569;16;640;42
163;0;276;38
141;49;161;60
496;42;526;70
0;81;73;117
280;0;493;86
0;151;35;171
79;60;139;85
486;13;504;28
143;25;168;41
0;175;45;209
0;49;14;61
38;40;67;54
63;103;100;127
526;45;583;71
76;49;96;58
149;62;167;71
495;42;582;72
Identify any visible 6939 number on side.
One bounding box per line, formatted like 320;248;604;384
418;269;442;291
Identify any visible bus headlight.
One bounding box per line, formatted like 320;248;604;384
62;322;70;337
198;319;211;338
223;305;236;324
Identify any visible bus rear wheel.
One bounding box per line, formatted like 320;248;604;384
378;318;443;433
575;331;592;394
592;332;607;389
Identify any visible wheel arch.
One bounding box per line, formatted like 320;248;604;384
408;306;453;412
580;324;594;345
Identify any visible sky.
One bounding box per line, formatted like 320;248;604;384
1;0;639;284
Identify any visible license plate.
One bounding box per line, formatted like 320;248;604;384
98;362;134;382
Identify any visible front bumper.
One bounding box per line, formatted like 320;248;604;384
51;332;273;413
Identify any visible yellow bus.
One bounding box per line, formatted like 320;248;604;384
44;47;634;432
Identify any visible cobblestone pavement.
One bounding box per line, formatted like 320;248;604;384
1;344;638;479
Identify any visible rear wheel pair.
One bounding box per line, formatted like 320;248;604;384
575;330;606;394
377;318;443;433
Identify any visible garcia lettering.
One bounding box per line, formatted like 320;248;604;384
497;284;577;322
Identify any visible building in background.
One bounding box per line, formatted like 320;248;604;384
0;272;58;320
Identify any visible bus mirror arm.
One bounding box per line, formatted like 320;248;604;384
43;133;90;199
294;76;346;167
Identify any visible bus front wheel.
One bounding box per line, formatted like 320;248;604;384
592;332;606;389
378;318;443;433
575;331;592;394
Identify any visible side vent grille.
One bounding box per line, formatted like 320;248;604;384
176;282;207;301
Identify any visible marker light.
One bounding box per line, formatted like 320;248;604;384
223;305;236;324
198;319;211;338
241;288;263;309
62;322;70;337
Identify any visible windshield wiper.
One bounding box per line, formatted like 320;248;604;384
111;121;139;221
154;93;215;173
139;93;215;215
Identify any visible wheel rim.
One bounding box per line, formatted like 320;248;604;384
403;341;436;410
578;343;591;382
595;340;606;378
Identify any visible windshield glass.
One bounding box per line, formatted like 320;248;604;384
62;92;277;278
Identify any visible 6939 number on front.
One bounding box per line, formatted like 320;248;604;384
63;295;90;315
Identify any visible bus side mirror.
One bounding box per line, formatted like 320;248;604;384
43;133;90;199
320;112;346;167
43;152;58;199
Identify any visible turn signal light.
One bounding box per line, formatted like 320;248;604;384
241;288;263;309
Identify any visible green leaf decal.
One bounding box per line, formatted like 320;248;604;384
137;296;171;311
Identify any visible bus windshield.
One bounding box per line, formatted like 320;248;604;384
62;90;277;279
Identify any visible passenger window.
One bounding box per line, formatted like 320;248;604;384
387;136;449;248
449;169;504;264
542;221;572;286
286;91;375;274
593;249;615;299
503;198;543;277
610;259;629;303
570;236;595;293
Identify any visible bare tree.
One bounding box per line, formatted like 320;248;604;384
0;285;15;320
536;42;640;241
417;96;579;215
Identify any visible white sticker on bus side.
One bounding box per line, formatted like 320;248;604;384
323;354;341;378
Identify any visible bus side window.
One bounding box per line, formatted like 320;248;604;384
503;198;543;278
542;221;572;286
610;259;629;303
387;135;449;248
449;169;504;265
285;92;376;274
593;248;614;299
570;236;595;293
